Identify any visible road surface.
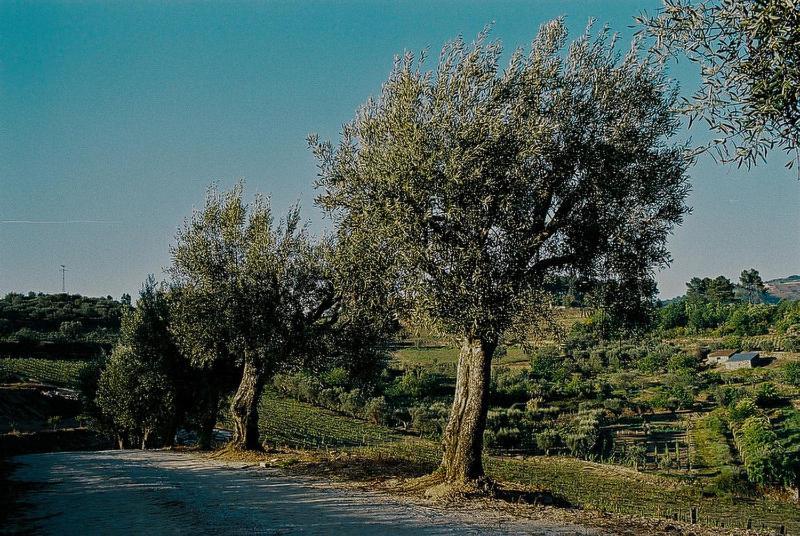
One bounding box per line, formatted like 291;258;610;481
9;450;597;535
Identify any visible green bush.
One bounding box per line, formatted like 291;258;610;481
728;398;757;422
735;416;792;486
491;367;534;406
385;368;440;399
529;346;569;382
783;362;800;387
667;352;699;372
703;466;753;498
636;343;679;373
754;382;781;408
713;384;744;407
535;428;560;455
621;443;647;470
363;396;387;425
409;402;449;438
321;367;351;389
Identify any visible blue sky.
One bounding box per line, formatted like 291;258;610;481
1;1;798;299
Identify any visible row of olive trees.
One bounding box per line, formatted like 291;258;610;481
94;184;394;450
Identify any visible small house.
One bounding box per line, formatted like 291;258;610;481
723;351;760;371
706;349;736;366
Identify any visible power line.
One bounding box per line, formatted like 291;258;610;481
60;265;68;293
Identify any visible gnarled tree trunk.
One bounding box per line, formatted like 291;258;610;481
230;354;265;450
440;335;496;483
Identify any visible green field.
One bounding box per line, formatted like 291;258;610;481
0;358;88;388
258;389;400;449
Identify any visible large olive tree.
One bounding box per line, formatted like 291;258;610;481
311;20;690;484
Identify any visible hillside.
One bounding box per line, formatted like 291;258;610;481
765;275;800;301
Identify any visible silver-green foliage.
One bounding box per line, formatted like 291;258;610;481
637;0;800;169
96;280;177;447
312;18;690;342
168;182;321;372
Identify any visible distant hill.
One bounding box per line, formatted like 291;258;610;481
765;275;800;301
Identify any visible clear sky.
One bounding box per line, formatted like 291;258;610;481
1;1;798;300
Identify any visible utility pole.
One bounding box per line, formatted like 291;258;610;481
60;264;67;293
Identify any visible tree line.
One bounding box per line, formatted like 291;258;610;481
88;184;395;450
0;293;125;344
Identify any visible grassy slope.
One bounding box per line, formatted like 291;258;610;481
257;389;800;532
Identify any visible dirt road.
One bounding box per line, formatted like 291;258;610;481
8;450;597;535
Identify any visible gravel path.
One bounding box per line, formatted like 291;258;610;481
9;450;598;535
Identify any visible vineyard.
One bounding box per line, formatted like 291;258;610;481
258;389;400;449
0;358;89;388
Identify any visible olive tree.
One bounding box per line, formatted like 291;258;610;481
170;183;337;450
311;20;690;484
96;277;182;449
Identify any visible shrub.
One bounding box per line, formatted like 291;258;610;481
535;428;560;455
529;346;568;382
11;327;40;343
385;368;439;399
409;402;449;438
563;323;598;352
753;382;781;408
703;466;753;498
758;339;775;352
736;416;792;486
321;367;351;389
713;384;743;407
721;335;743;350
636;343;678;373
564;409;604;459
783;362;800;387
783;336;800;352
602;397;624;415
491;368;533;405
494;427;522;449
728;398;757;422
622;443;647;471
318;387;343;410
363;396;387;425
338;388;364;416
667;352;699;372
59;320;83;340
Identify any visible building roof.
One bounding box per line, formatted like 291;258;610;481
729;351;759;362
